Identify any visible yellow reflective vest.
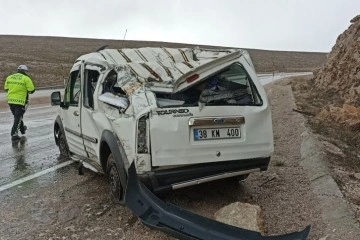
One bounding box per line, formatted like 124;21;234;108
4;73;35;106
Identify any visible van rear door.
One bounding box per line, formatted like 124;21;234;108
149;59;273;167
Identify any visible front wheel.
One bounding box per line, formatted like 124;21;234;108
58;129;69;157
106;153;126;204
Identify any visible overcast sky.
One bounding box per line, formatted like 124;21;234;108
0;0;359;52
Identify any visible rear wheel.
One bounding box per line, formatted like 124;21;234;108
106;153;126;203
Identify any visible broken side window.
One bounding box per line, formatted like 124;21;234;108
64;69;81;107
83;69;100;109
102;70;126;96
99;70;129;109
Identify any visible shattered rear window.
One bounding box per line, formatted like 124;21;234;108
155;63;262;107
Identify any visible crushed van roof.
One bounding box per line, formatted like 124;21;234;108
78;47;249;94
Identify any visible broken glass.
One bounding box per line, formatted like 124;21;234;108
153;63;261;108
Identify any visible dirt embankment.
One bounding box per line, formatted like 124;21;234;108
290;16;360;222
292;75;360;229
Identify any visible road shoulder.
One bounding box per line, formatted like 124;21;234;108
271;78;360;239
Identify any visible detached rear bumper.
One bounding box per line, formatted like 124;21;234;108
126;162;310;240
139;157;270;192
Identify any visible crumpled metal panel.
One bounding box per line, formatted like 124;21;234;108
98;47;240;94
125;162;310;240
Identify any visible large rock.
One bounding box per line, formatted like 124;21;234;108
214;202;263;232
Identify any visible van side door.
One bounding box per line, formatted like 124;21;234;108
80;64;102;162
62;64;87;157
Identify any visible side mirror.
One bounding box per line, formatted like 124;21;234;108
51;91;62;106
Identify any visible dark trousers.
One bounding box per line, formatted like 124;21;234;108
9;104;26;136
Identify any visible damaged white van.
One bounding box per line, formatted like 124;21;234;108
51;46;274;201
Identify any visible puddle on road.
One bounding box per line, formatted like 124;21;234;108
11;137;30;172
0;136;68;188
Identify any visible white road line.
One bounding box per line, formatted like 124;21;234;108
0;105;52;114
0;160;74;192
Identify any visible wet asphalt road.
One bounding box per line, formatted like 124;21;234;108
0;105;60;187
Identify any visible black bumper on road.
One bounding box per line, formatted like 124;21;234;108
126;162;310;240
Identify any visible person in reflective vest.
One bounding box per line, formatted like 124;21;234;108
4;65;35;141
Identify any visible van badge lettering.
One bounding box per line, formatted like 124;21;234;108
156;109;192;117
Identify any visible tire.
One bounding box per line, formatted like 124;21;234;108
58;130;69;157
106;153;126;203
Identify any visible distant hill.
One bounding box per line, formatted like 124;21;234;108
0;35;327;90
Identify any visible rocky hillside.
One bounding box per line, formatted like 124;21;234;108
313;15;360;129
314;15;360;106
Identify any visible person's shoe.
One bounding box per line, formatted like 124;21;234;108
12;135;21;141
20;125;27;135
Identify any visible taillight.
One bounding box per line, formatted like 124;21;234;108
186;74;199;83
137;116;148;153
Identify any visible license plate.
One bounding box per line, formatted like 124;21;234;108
194;128;241;141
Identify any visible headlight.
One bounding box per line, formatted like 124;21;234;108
137;116;148;153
